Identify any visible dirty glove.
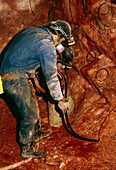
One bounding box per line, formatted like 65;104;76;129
58;98;69;114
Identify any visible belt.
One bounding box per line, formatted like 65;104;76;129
2;73;26;80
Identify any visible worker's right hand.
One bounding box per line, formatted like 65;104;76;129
58;98;69;114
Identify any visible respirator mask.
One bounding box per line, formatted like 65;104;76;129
57;47;74;69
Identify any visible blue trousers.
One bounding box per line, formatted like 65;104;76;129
3;76;40;144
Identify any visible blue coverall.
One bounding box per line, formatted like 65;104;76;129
0;26;63;144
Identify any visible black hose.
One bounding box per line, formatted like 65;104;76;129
57;70;100;142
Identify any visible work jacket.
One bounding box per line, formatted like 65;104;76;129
0;26;63;101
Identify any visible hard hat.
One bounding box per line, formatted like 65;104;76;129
50;20;75;45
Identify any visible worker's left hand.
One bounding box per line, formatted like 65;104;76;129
58;98;69;114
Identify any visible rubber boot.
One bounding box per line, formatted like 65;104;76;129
21;142;47;158
34;129;53;143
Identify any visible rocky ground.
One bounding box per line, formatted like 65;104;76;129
0;89;116;170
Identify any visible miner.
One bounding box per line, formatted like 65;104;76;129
0;20;75;158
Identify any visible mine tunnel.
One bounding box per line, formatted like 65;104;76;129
0;0;116;169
